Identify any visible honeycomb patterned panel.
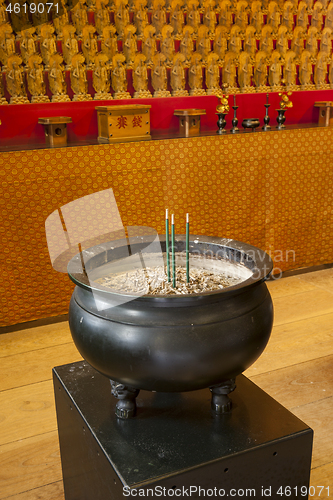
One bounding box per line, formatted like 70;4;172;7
1;128;333;327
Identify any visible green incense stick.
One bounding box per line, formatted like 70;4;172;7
186;213;189;283
165;209;170;282
171;213;176;288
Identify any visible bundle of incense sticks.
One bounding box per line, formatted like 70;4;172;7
165;210;190;287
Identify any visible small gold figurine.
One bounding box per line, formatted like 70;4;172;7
48;53;71;102
27;54;50;103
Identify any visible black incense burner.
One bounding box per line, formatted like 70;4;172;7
242;118;260;131
67;235;273;419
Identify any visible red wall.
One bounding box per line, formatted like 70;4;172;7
0;89;332;149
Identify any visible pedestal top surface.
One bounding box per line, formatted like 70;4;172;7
53;361;310;487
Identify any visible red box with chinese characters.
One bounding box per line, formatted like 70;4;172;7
95;105;151;144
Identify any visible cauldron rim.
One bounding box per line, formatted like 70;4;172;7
67;234;273;301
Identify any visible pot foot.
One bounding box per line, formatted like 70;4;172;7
110;380;140;419
210;379;236;414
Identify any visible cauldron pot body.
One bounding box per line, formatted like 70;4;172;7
68;235;274;393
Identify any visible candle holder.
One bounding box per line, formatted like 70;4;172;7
276;109;286;130
231;105;239;133
262;104;271;131
216;113;227;134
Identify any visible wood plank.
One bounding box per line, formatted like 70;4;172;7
0;381;57;447
249;355;333;409
245;312;333;376
0;344;82;392
266;275;317;298
272;288;333;326
0;322;72;359
310;463;333;498
292;397;333;469
0;432;63;499
1;481;64;500
298;268;333;294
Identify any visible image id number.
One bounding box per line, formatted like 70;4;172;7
6;2;59;14
276;486;330;497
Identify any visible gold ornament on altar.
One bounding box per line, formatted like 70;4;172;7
27;54;50;103
216;85;230;113
278;86;293;109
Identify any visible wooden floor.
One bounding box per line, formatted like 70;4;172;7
1;268;333;499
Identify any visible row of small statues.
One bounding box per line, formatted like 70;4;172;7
2;46;333;105
3;0;333;42
0;0;332;102
0;0;333;40
1;16;332;71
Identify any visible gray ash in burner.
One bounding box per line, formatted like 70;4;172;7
94;252;244;295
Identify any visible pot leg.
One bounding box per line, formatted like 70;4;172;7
110;380;140;419
210;379;236;414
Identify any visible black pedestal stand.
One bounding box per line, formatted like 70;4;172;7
231;105;239;133
53;361;313;500
263;103;271;130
